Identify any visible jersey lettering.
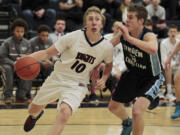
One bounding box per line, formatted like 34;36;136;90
71;60;86;73
76;52;96;64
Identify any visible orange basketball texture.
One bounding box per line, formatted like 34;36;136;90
15;57;40;80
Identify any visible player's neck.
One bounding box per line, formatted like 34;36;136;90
169;37;176;45
86;30;101;43
130;26;144;38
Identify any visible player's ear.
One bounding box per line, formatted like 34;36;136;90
139;18;144;25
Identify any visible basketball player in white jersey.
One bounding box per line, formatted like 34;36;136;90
23;6;115;135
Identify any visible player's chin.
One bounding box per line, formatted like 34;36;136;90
91;28;98;33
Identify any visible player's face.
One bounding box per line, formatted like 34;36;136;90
13;26;25;40
84;12;103;34
126;12;142;32
54;20;66;33
39;31;49;43
168;28;178;39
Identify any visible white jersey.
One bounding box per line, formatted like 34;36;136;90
54;29;113;84
104;33;127;73
160;37;180;69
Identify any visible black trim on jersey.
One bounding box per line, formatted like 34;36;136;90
82;29;104;47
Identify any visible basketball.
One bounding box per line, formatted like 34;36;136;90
14;56;40;80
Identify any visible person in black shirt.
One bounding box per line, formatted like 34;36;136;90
108;4;164;135
21;0;56;31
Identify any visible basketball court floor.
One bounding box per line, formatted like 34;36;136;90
0;90;180;135
0;105;180;135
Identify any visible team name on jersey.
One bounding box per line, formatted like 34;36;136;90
123;44;147;70
123;45;143;58
76;52;96;64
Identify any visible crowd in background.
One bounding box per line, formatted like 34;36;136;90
0;0;180;105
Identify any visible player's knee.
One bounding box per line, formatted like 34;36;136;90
57;106;72;123
108;103;118;112
132;107;144;118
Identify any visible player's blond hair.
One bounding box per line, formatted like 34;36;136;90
83;6;106;27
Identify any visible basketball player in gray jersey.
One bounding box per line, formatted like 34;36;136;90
108;4;164;135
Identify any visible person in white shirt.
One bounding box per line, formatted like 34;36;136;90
49;16;66;62
160;24;180;102
165;37;180;119
49;16;66;44
23;6;116;135
105;21;127;79
103;21;127;93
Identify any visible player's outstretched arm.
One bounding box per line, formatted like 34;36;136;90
29;45;59;62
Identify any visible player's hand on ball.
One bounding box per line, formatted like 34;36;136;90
14;56;40;80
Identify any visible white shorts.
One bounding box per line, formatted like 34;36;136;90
32;72;88;113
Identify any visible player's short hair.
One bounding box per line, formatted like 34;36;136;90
10;18;28;32
83;6;106;27
168;24;178;31
37;25;50;33
128;4;148;24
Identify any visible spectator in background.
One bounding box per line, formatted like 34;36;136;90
30;25;54;80
160;24;180;102
101;0;121;33
142;0;151;6
115;0;132;23
146;0;167;38
49;16;66;44
165;37;180;119
57;0;83;32
0;18;32;104
144;19;153;31
21;0;56;31
49;16;66;62
101;0;121;20
176;0;180;20
104;21;127;93
161;0;178;20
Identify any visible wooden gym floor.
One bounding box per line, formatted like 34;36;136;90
0;107;180;135
0;87;180;135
